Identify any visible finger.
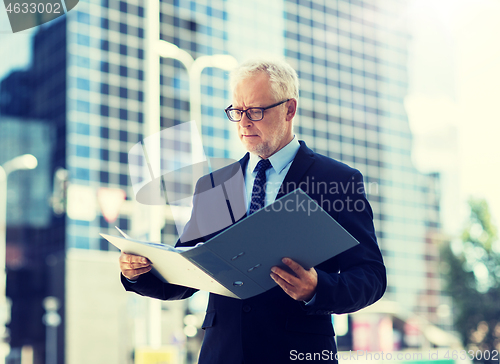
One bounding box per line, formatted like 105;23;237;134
124;266;152;280
282;258;307;277
119;258;151;274
271;272;301;300
271;266;299;287
271;272;294;292
120;253;151;268
119;257;151;268
120;253;151;265
130;262;151;269
125;266;152;276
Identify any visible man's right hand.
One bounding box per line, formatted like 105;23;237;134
119;252;152;281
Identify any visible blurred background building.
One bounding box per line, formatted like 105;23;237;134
0;0;460;363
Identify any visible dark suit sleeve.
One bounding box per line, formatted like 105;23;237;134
121;271;198;300
307;171;386;314
120;179;208;300
120;215;201;300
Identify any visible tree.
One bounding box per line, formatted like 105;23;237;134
441;198;500;363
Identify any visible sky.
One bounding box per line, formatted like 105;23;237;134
0;7;34;74
405;0;500;235
0;0;499;237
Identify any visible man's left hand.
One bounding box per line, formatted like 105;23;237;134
270;258;318;302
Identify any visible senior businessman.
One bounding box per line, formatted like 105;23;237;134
119;58;386;363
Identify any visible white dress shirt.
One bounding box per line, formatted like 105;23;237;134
244;136;316;305
244;136;300;214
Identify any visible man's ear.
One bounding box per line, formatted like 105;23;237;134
286;99;297;122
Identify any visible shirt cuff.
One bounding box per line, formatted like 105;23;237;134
304;293;317;306
125;277;137;284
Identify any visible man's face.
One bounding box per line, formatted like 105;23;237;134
233;72;295;159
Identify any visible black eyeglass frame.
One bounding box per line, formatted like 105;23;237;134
224;99;290;122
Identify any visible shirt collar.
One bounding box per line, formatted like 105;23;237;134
248;136;300;175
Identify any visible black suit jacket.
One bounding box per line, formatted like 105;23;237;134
122;141;386;363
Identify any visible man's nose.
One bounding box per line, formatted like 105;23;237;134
239;112;253;127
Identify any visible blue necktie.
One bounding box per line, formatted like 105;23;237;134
249;159;272;215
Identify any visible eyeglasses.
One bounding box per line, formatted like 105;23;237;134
224;99;290;122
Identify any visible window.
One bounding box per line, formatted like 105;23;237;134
118;218;129;230
119;109;128;120
100;171;109;183
120;66;128;77
76;123;90;135
73;236;90;250
119;87;128;99
100;105;109;117
75;168;90;181
76;101;90;112
119;152;127;164
77;34;90;47
119;23;127;34
119;174;129;186
76;145;90;158
77;78;90;90
77;11;90;24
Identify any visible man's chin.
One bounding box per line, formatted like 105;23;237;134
247;144;273;158
243;141;264;155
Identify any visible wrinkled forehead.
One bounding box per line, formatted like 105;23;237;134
232;72;275;106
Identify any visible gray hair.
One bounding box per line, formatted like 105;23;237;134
230;58;299;102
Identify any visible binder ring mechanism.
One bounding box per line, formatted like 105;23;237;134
232;262;262;287
230;252;263;287
231;252;245;260
247;263;261;272
231;252;262;272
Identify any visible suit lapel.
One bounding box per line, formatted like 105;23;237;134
237;141;315;202
239;152;250;174
276;141;315;200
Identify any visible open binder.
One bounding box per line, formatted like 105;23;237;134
101;189;359;299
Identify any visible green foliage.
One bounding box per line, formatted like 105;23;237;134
441;198;500;362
